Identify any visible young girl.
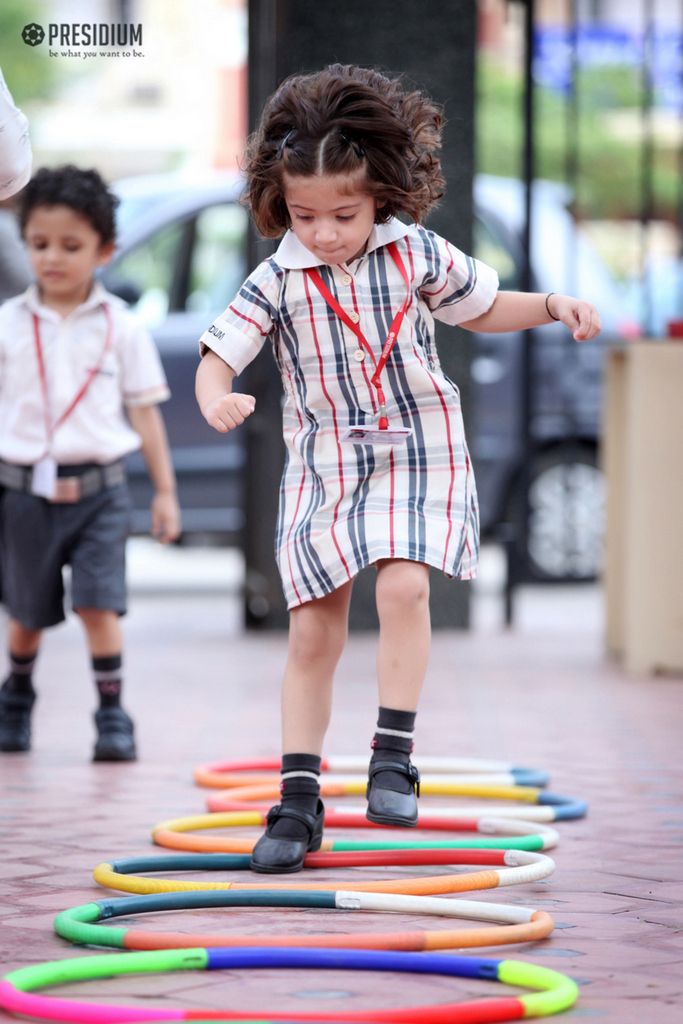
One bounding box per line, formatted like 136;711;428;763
196;64;601;873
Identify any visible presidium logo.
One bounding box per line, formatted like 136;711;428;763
22;22;143;48
22;24;44;46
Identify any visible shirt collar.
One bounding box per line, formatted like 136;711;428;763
19;280;122;319
272;217;411;270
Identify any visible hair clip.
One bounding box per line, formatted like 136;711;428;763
339;129;365;158
276;129;295;160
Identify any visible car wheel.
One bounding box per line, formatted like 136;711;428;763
506;445;605;582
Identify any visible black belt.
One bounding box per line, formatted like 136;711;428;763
0;459;126;503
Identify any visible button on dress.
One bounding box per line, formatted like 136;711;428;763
200;219;499;609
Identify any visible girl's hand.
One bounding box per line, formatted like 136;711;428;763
151;490;181;544
549;294;602;341
202;392;255;433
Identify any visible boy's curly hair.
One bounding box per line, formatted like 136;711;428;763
18;165;119;245
244;64;445;238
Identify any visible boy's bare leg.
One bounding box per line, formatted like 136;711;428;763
1;620;43;751
7;619;42;657
281;579;354;755
375;559;431;710
75;607;135;761
74;607;122;656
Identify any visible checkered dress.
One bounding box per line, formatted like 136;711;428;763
200;220;499;609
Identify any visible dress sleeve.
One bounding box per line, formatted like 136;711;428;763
198;260;281;375
417;228;499;326
118;312;171;408
0;68;32;201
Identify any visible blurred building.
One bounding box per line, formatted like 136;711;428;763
24;0;246;180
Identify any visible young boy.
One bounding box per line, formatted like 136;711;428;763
0;165;180;760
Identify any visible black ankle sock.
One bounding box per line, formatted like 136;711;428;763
370;706;417;794
4;652;37;696
93;654;122;708
268;753;321;840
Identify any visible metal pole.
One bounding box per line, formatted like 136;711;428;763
677;0;683;318
243;0;289;629
565;0;578;294
506;0;535;625
641;0;654;337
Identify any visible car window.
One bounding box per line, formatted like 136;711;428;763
473;216;519;291
106;220;186;327
186;204;249;314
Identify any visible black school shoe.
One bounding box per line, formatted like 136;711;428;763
93;706;137;761
250;800;325;873
366;759;420;827
0;680;36;752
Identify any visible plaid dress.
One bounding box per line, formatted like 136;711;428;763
200;220;498;609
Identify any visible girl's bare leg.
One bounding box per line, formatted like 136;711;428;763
366;559;431;824
251;581;354;867
375;559;431;710
281;579;354;754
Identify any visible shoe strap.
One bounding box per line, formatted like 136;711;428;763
265;803;321;833
368;759;421;796
0;689;36;709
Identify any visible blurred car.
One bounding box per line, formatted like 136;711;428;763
102;172;249;538
470;175;630;581
0;171;624;578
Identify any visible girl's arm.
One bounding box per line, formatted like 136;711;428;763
460;291;601;341
126;404;181;544
195;349;255;432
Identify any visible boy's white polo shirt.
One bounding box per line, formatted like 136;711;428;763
0;282;170;466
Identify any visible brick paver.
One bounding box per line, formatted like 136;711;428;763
1;589;682;1023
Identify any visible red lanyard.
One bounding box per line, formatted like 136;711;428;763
32;304;113;450
304;241;411;429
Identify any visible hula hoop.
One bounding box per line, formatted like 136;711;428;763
152;811;560;854
55;889;555;951
194;757;550;789
206;798;578;823
0;946;579;1022
202;783;586;821
93;850;555;897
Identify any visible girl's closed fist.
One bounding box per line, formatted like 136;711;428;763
203;392;255;432
550;294;602;341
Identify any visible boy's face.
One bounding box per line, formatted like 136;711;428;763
283;173;379;265
23;204;114;303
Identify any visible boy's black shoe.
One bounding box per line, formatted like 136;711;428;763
366;759;420;827
250;800;325;873
93;706;137;761
0;680;36;752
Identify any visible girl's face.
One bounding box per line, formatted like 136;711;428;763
283;173;379;265
24;204;114;307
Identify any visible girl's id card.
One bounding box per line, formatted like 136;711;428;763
340;425;413;446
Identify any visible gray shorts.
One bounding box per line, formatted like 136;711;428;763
0;476;133;630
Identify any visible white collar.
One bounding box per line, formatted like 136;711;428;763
20;280;123;319
272;218;411;270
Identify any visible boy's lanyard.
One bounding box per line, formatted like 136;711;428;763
32;304;113;454
304;240;411;430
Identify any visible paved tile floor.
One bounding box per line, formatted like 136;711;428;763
1;580;682;1023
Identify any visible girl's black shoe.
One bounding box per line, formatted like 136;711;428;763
365;759;420;827
250;800;325;873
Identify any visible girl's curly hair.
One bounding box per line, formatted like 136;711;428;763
244;64;445;238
